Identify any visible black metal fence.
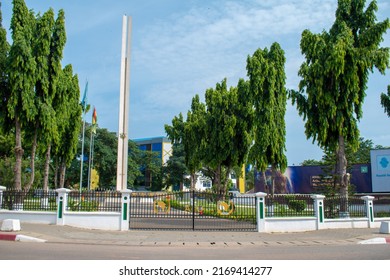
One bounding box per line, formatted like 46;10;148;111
129;191;257;231
0;189;122;212
1;189;57;211
66;190;121;212
265;194;315;217
323;195;366;218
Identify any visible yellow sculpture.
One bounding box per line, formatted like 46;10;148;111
154;198;170;214
217;200;235;215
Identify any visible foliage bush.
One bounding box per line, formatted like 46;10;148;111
287;200;307;212
68;199;98;211
375;211;390;218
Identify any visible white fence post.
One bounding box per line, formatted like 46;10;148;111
120;189;132;231
255;192;267;232
311;194;325;230
361;195;375;228
0;186;6;210
56;188;71;226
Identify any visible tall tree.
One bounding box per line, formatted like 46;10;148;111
290;0;389;198
203;79;236;195
247;42;288;195
41;9;66;191
52;65;81;188
380;84;390;117
202;78;253;196
7;0;37;191
31;9;55;192
185;96;207;190
92;127;118;188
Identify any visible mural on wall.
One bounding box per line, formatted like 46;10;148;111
254;164;372;194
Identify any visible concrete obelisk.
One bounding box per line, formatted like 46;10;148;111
116;15;132;191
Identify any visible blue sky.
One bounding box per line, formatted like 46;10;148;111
1;0;389;165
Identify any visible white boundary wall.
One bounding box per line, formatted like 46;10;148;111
1;188;390;232
64;212;121;230
264;217;317;232
0;211;56;225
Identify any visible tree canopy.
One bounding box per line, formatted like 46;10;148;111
290;0;389;195
0;0;81;191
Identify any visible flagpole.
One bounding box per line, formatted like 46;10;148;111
87;127;93;190
88;107;97;191
79;112;86;193
79;81;88;194
91;133;95;189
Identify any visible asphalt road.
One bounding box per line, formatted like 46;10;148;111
1;240;389;260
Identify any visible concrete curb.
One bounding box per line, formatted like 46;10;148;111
358;237;390;244
0;233;46;243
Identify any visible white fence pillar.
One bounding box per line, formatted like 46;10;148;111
361;195;375;228
311;194;325;230
255;192;267;232
120;189;132;231
56;188;71;226
0;186;6;210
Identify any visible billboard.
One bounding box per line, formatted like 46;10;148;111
370;149;390;192
254;164;372;194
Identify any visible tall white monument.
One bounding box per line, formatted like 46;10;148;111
116;15;132;191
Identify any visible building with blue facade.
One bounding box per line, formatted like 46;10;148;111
132;136;172;188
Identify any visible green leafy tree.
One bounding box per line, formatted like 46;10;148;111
165;114;189;189
202;79;253;196
165;99;205;190
380;85;390;117
52;65;81;188
31;9;55;192
7;0;37;191
162;142;188;190
141;150;163;191
41;9;66;191
290;0;389;198
247;42;288;195
127;140;143;189
92;127;118;188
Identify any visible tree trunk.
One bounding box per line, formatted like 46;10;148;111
336;135;349;215
262;171;268;195
14;118;24;191
43;144;51;191
59;160;66;188
23;128;37;192
222;166;232;197
215;165;222;196
54;157;59;188
190;171;198;191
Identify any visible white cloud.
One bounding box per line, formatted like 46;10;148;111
131;0;338;115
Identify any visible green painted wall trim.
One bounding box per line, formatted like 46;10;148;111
369;206;373;222
58;200;63;219
319;205;323;223
259;201;264;219
123;203;128;220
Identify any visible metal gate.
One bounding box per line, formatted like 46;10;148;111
129;191;256;231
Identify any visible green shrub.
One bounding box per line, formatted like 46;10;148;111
68;199;99;211
288;200;306;212
375;211;390;218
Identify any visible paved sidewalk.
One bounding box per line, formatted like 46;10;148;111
1;222;389;246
